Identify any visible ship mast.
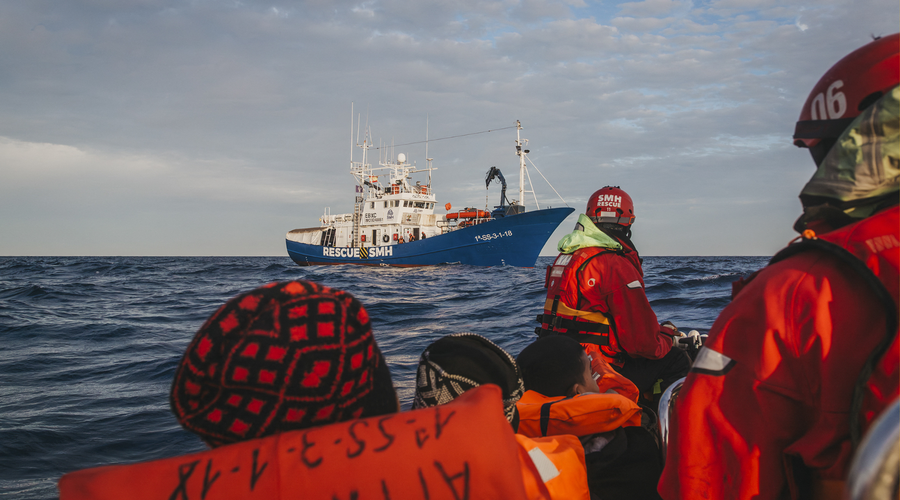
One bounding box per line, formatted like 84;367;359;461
349;109;371;248
515;120;529;211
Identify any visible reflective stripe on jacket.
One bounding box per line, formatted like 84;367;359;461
659;205;899;500
515;434;591;500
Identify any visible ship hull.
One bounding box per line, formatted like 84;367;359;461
286;207;574;267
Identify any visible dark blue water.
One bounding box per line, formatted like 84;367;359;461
0;256;768;498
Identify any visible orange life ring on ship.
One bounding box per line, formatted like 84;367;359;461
447;210;490;220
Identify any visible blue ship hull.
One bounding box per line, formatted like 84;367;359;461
286;207;574;267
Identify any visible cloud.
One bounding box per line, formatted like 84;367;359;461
617;0;689;18
0;0;895;256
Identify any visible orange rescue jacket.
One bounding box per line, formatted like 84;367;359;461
59;385;530;500
515;390;641;439
516;434;591;500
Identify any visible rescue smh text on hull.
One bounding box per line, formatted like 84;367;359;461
285;117;574;267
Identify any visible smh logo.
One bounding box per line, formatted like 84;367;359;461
598;195;621;207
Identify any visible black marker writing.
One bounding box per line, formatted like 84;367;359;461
201;459;221;500
347;420;368;458
169;460;200;500
415;427;430;449
250;449;268;491
418;468;430;500
434;460;470;500
301;432;323;468
434;408;456;440
374;416;395;452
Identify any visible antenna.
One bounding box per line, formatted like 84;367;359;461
426;115;431;187
350;103;355;166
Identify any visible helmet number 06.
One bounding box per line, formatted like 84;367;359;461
810;80;847;120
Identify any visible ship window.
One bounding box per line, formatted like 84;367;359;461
384;201;388;208
395;201;400;207
415;202;425;208
370;202;375;209
404;201;409;207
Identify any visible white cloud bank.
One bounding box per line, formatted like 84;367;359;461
0;0;896;256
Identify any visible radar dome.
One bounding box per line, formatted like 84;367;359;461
397;153;406;164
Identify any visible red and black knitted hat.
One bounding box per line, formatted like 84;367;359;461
170;280;396;447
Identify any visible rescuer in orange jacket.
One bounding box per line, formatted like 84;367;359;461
659;34;900;500
537;186;690;401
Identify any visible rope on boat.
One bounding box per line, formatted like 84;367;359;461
526;156;569;208
371;125;518;150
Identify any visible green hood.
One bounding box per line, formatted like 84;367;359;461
557;214;623;254
800;86;899;216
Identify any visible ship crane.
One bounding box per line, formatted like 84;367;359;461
485;166;512;218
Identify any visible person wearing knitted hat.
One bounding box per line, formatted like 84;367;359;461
59;289;549;499
412;332;524;421
412;333;592;500
170;279;399;446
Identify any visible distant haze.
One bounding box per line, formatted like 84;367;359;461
1;0;896;256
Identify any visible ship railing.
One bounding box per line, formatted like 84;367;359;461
657;377;685;465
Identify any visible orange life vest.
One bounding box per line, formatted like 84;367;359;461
537;247;642;365
515;434;591;500
515;390;641;439
59;385;529;500
588;351;641;403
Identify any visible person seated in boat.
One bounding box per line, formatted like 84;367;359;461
536;186;690;405
659;35;899;500
516;335;663;500
412;333;592;500
169;279;400;447
58;284;554;500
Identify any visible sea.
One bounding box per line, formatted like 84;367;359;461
0;255;769;499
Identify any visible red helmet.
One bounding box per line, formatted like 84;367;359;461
793;33;899;162
586;186;635;226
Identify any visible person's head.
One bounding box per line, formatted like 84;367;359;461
793;34;899;232
412;333;524;422
517;335;599;398
585;186;635;239
170;280;397;447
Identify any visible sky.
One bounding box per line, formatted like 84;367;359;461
1;0;896;257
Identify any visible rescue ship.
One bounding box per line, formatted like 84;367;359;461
285;120;574;267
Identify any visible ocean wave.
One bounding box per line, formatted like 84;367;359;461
0;255;761;498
